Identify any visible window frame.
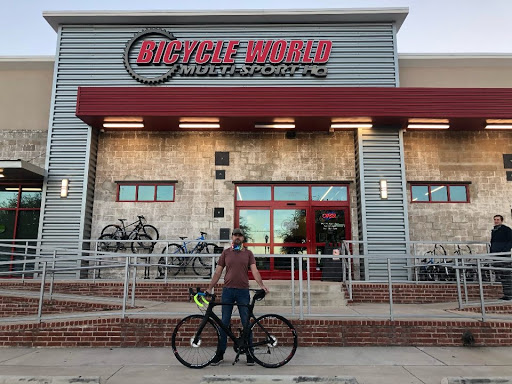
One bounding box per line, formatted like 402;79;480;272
116;182;176;203
410;183;470;204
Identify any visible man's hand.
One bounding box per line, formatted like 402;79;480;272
260;285;269;293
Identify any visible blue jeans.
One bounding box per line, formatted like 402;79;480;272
219;287;250;353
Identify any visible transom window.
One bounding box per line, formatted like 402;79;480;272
117;182;175;202
410;184;469;203
236;185;348;202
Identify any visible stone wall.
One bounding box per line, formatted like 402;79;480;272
0;130;46;168
404;130;512;246
92;130;358;243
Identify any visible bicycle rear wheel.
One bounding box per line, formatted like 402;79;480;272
97;234;118;252
249;314;297;368
172;314;220;369
158;244;185;276
101;224;121;236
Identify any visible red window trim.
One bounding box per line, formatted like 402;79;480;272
410;183;470;203
116;182;176;202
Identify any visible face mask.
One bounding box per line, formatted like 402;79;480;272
232;242;243;251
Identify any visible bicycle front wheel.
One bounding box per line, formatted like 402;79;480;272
159;244;185;276
97;234;119;252
131;234;154;254
172;315;220;369
192;243;218;277
142;224;159;240
249;314;297;368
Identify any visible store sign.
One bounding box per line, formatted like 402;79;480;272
124;29;332;84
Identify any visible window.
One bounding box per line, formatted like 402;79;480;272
411;184;469;203
117;182;175;202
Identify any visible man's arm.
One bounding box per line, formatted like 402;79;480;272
250;263;269;293
207;265;224;293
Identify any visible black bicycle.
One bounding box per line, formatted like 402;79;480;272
172;289;298;369
97;215;158;255
157;232;219;277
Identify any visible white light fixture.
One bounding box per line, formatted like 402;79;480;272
407;124;450;129
178;123;221;129
60;179;69;198
255;124;295;129
103;123;145;128
104;116;143;122
0;174;4;178
379;179;388;200
485;125;512;129
330;123;373;129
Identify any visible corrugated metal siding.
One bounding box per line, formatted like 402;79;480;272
357;128;409;281
40;22;398;278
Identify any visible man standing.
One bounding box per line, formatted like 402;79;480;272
206;228;269;366
490;215;512;300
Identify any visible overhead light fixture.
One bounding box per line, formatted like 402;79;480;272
179;123;220;129
5;187;42;191
60;179;69;198
330;123;373;129
485;124;512;129
407;124;449;129
407;118;449;129
104;116;143;122
379;179;388;200
103;123;145;129
255;124;295;129
0;174;4;178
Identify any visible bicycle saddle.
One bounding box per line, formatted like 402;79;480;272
200;231;207;236
253;290;266;301
118;219;127;222
179;236;188;240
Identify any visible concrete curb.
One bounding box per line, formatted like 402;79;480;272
0;377;100;384
200;376;358;384
442;378;512;384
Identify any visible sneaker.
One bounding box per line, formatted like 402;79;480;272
210;352;224;366
246;355;255;366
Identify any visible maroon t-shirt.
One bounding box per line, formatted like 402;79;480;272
218;247;256;289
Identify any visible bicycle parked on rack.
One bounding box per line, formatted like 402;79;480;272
172;288;297;368
157;232;219;278
418;244;455;281
100;215;159;247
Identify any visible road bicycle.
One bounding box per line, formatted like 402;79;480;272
157;232;220;278
98;215;158;253
172;288;297;369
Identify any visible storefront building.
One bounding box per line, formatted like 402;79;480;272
1;8;512;280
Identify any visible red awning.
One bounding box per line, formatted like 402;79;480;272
76;86;512;131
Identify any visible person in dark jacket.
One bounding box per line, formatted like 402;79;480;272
490;215;512;300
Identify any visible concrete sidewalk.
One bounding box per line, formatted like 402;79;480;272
1;346;512;384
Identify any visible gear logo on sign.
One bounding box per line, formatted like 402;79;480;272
124;29;177;84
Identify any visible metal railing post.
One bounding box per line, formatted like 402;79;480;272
306;256;311;315
37;262;47;323
21;241;28;283
122;256;130;319
413;243;418;282
461;257;469;304
348;255;353;301
164;242;169;282
291;256;295;316
298;255;304;320
92;240;97;283
454;258;463;309
131;255;137;307
387;258;394;321
477;259;486;322
49;250;56;301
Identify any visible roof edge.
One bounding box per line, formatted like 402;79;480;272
43;7;409;32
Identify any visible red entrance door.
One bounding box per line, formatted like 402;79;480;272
235;184;350;280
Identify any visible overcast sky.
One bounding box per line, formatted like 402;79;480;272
1;0;511;56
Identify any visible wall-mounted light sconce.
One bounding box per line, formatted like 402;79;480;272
379;179;388;199
61;178;69;198
0;168;4;178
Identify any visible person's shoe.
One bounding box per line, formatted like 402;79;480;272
210;352;224;366
500;296;512;301
246;355;255;366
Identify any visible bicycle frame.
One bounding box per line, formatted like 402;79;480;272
192;294;272;356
